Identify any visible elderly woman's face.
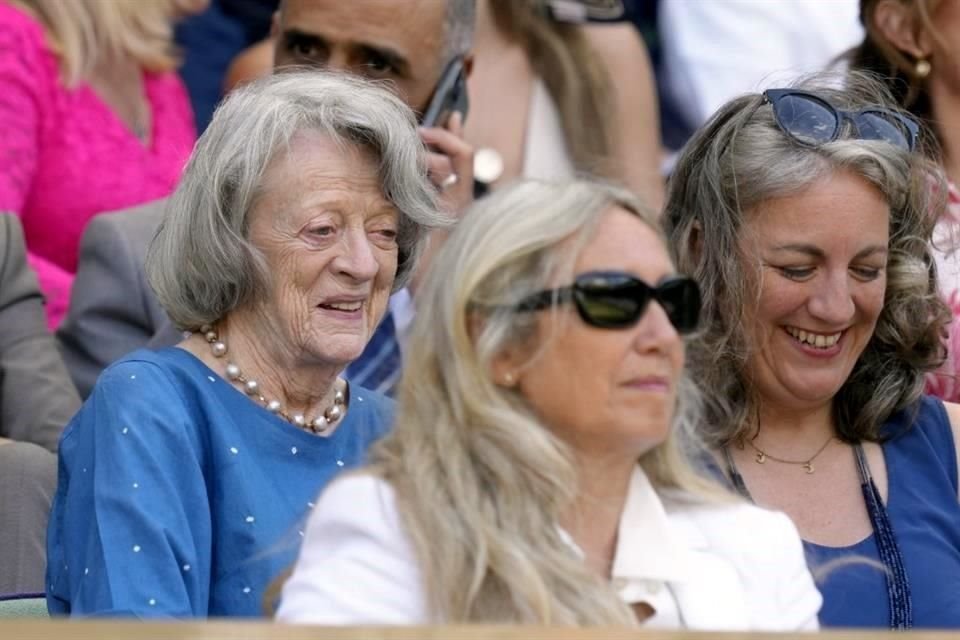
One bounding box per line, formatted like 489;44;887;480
739;169;889;412
246;130;399;367
506;207;685;460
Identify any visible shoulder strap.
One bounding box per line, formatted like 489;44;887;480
721;447;754;501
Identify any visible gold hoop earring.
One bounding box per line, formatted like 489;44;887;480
915;58;932;79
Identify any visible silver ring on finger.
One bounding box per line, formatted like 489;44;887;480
440;173;459;190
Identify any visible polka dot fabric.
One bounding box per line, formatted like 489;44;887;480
46;348;393;617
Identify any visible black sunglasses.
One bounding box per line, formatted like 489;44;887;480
763;89;920;152
512;271;701;333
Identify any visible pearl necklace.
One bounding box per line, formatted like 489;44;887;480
199;325;346;434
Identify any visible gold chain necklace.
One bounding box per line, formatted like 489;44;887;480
739;423;836;474
199;325;346;434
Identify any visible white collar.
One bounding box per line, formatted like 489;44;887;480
560;466;694;585
610;466;693;586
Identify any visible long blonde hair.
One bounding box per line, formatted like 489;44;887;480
9;0;198;85
368;179;721;624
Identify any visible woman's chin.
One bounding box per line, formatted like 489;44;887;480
304;342;367;370
780;378;847;407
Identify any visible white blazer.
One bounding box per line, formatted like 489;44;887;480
276;471;821;629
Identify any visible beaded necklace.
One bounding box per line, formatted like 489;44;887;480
722;444;912;629
199;325;347;435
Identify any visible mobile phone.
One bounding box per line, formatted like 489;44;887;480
421;56;469;128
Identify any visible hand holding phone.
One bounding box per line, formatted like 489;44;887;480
421;57;469;128
419;56;474;214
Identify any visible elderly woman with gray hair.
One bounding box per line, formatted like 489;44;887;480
45;70;444;618
664;72;960;628
277;179;821;628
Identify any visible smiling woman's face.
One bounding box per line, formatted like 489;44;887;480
501;206;686;461
245;129;399;368
739;168;890;413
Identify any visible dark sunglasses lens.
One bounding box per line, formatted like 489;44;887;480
856;111;911;150
573;275;701;333
773;94;838;145
574;275;650;328
656;278;701;334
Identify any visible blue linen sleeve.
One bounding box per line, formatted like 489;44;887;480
47;359;212;617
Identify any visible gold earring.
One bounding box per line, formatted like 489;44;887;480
502;372;515;386
915;58;932;79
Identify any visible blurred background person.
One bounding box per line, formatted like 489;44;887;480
657;0;861;156
223;33;273;91
0;213;79;596
47;71;445;618
666;73;960;629
175;0;278;133
850;0;960;401
463;0;663;205
0;0;201;329
223;0;663;204
277;180;820;629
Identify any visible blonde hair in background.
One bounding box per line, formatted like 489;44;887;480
489;1;615;178
9;0;198;86
367;179;725;624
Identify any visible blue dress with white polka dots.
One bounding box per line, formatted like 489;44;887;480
46;347;393;618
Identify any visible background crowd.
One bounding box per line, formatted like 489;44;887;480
1;0;960;631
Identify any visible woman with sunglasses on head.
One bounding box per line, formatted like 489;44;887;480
276;179;821;628
850;1;960;402
665;72;960;629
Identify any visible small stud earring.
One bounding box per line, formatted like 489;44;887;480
502;372;515;385
915;57;932;79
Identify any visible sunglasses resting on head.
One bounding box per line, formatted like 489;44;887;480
763;88;920;151
507;271;701;334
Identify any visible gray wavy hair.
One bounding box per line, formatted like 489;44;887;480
146;70;446;331
368;179;722;624
664;71;949;445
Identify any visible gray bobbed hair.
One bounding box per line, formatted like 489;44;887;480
664;71;949;445
146;70;447;331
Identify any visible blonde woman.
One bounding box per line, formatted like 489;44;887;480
277;180;820;628
0;0;202;328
